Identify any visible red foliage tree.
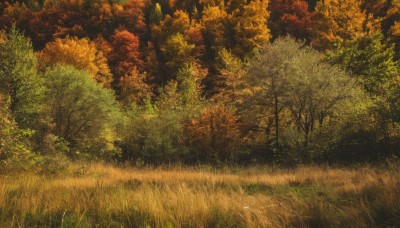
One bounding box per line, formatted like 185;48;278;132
109;29;143;88
269;0;314;40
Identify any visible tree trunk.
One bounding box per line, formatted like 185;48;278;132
274;94;280;152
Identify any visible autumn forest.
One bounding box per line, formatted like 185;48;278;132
1;0;400;226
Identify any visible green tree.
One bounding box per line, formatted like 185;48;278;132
247;37;300;153
283;47;365;159
0;92;33;171
0;27;44;131
43;64;120;158
160;33;195;80
212;48;246;105
121;82;186;164
247;37;366;161
176;63;207;108
327;32;399;95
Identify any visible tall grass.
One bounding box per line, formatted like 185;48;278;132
0;163;399;227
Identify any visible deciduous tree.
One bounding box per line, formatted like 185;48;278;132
233;0;271;57
37;36;113;87
311;0;378;50
43;64;120;157
0;27;43;131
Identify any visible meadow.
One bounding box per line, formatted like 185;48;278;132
0;162;399;227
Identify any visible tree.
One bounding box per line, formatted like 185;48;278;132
311;0;379;50
268;0;314;40
150;2;163;25
212;48;246;106
201;5;229;57
121;81;186;164
37;36;113;87
152;9;205;81
283;47;365;158
247;37;300;153
119;66;152;105
247;37;366;160
384;2;400;59
0;92;32;169
327;32;399;95
0;27;43;131
184;105;240;163
160;33;195;80
151;10;191;45
43;64;120;157
383;1;400;34
176;62;207;107
109;29;143;88
361;0;388;18
114;0;146;35
233;0;271;57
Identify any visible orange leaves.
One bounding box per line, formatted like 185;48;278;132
185;105;240;161
269;0;313;40
109;29;143;79
232;0;271;56
38;36;112;87
392;22;400;36
119;67;152;105
311;0;379;49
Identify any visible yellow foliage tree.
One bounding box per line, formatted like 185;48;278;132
37;36;112;87
233;0;271;57
387;2;400;36
312;0;379;50
119;66;152;105
201;5;229;52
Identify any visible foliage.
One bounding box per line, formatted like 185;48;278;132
311;0;379;50
0;26;44;131
119;67;153;105
109;29;143;81
37;36;113;87
0;92;34;171
327;32;399;95
247;37;367;161
269;0;313;40
1;0;400;165
120;82;186;164
232;0;271;57
184;105;241;163
43;64;121;158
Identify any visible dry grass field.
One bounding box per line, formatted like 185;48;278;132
0;162;399;227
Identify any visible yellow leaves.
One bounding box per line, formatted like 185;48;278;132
119;67;152;105
391;21;400;36
387;2;400;36
37;36;112;88
201;5;229;50
233;0;271;56
312;0;377;49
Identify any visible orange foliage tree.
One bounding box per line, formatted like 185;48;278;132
232;0;271;57
269;0;313;40
311;0;379;50
184;105;240;163
119;66;152;105
37;36;112;87
109;29;143;86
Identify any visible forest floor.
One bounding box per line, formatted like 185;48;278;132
0;162;399;227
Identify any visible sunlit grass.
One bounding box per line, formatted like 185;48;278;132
0;163;399;227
